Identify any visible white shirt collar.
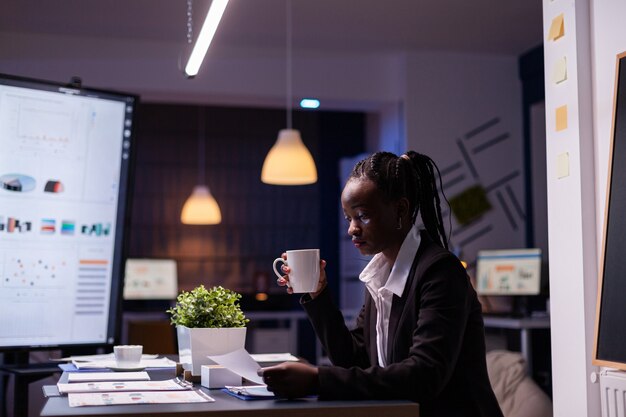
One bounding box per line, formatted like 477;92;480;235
359;224;422;297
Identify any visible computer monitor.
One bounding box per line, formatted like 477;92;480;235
0;73;137;352
475;248;542;296
123;259;178;300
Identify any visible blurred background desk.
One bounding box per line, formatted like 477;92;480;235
483;315;551;373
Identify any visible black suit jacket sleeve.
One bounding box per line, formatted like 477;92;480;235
303;254;469;401
301;288;371;369
301;236;503;417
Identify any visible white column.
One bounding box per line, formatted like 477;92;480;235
542;0;600;415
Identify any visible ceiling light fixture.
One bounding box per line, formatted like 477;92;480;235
184;0;229;78
181;107;222;225
261;0;317;185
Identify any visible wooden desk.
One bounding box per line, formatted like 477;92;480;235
39;369;419;417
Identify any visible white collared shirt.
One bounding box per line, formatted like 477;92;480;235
359;224;422;367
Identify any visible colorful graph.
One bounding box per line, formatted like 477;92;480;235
81;223;111;237
76;259;109;316
61;220;75;235
44;180;65;193
40;218;56;234
2;253;70;288
0;216;33;233
0;173;36;192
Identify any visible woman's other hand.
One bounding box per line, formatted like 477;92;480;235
257;361;319;399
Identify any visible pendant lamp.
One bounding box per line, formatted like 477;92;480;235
261;0;317;185
181;107;222;224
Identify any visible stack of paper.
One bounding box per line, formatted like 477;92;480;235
67;372;149;383
58;370;213;407
58;378;192;394
68;391;214;407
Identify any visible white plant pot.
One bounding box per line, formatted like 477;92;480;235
176;326;247;376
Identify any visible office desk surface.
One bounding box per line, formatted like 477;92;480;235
39;370;419;417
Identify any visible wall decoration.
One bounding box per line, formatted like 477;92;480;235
436;117;525;257
449;185;491;226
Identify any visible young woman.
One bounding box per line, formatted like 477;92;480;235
260;151;503;417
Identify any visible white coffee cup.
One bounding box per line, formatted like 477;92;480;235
273;249;320;293
114;345;143;368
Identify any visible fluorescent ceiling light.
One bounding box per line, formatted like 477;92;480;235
300;98;320;109
185;0;229;77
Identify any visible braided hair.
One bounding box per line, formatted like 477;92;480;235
349;151;450;249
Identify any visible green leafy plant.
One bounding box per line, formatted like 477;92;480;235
167;285;249;328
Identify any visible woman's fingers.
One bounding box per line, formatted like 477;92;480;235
275;264;294;293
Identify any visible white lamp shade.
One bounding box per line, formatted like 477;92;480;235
261;129;318;185
181;185;222;225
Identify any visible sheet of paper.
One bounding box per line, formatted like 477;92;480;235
251;353;299;363
58;378;191;394
208;348;265;385
67;371;150;383
72;357;176;370
68;390;214;407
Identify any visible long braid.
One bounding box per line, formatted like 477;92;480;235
409;152;449;249
349;150;450;249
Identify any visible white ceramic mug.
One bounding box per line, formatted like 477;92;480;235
273;249;320;293
114;345;143;368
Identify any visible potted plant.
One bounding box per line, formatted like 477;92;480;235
167;285;249;376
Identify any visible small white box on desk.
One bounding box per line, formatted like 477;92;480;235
200;365;242;389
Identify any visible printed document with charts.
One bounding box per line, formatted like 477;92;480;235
68;390;214;407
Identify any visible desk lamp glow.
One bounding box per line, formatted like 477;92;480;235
261;0;317;185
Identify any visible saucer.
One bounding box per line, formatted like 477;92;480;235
108;365;146;372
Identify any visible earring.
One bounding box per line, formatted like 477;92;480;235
397;217;402;230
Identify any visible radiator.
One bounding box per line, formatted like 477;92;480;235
601;369;626;417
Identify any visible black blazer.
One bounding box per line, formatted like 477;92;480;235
302;232;503;417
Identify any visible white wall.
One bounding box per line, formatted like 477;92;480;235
403;51;526;268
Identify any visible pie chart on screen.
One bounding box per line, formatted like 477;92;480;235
0;173;36;192
44;180;64;193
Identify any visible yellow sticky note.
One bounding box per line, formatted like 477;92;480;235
555;105;568;131
548;14;565;41
552;56;567;84
556;153;570;179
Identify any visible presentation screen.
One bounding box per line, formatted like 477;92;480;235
475;248;542;296
0;73;137;350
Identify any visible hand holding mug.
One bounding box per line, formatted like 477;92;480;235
273;249;326;296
